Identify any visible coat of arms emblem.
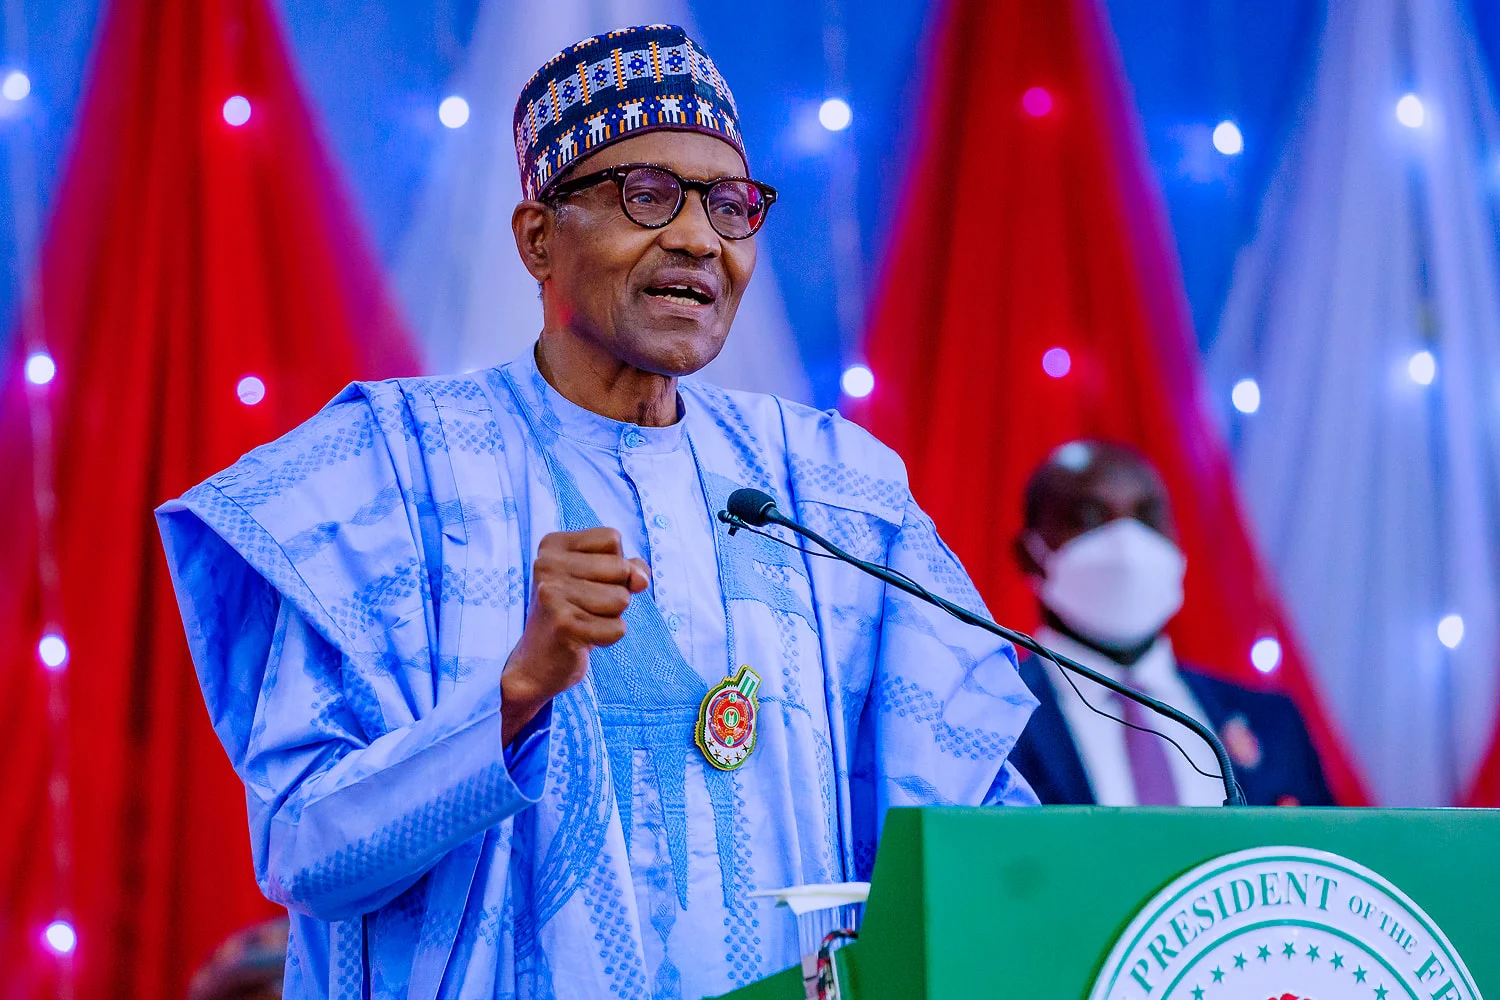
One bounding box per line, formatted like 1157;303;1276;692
1089;847;1478;1000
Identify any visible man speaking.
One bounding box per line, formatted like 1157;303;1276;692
157;25;1037;999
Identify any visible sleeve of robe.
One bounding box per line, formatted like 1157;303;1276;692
767;398;1040;878
156;384;547;922
862;495;1041;818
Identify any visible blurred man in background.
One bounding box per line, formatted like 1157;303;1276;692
1006;440;1333;806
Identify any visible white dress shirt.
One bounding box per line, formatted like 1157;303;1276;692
1036;626;1224;806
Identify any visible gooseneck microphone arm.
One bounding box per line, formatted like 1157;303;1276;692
720;488;1246;807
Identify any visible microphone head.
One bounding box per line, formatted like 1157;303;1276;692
726;488;779;527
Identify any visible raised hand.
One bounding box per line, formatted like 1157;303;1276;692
500;527;650;744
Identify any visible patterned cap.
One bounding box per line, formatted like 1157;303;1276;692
513;25;745;200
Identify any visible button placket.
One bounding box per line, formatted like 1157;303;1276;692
615;434;716;668
632;449;693;655
625;450;674;617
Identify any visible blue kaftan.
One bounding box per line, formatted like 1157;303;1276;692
156;347;1038;1000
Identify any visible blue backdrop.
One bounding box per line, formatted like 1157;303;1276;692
11;0;1494;401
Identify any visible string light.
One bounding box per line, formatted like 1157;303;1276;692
1251;637;1282;674
25;351;56;385
1041;346;1071;378
1022;87;1052;117
13;34;73;995
1232;378;1261;413
2;69;31;102
1212;120;1244;155
1438;614;1464;649
840;364;874;397
42;920;76;955
236;375;266;406
818;98;852;132
222;95;252;127
438;95;470;129
1396;94;1425;128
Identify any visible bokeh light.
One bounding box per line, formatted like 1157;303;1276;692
1022;87;1053;117
222;95;252;126
840;364;874;397
2;69;31;102
236;375;266;406
1408;350;1436;386
38;633;68;671
43;920;76;955
1212;120;1244;155
1041;346;1071;378
818;98;852;132
25;352;56;385
1396;93;1425;128
1231;378;1261;414
439;95;470;129
1251;637;1282;674
1438;614;1465;649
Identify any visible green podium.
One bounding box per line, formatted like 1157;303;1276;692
716;807;1496;999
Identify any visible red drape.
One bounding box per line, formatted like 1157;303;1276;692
1463;730;1500;805
855;0;1370;806
0;0;418;995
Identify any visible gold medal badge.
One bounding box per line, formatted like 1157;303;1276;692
696;665;761;771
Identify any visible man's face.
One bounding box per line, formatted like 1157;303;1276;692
1017;446;1179;577
535;131;757;377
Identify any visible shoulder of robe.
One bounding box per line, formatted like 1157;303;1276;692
680;380;910;527
190;388;386;505
345;370;500;414
194;372;500;500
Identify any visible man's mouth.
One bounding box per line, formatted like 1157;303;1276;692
643;281;717;306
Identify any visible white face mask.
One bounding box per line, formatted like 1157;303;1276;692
1028;518;1186;648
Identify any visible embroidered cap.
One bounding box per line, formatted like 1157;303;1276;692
513;24;746;200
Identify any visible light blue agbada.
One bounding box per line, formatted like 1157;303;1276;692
157;348;1038;1000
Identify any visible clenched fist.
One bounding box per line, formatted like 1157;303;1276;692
500;527;650;745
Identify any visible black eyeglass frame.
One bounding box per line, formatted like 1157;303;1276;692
542;162;779;240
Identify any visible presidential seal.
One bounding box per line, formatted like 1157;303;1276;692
696;664;761;771
1089;847;1479;1000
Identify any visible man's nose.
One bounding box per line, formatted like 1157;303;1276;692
658;191;721;257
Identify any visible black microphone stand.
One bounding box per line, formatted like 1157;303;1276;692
719;501;1246;807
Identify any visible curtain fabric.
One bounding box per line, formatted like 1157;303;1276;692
0;0;417;995
856;0;1370;806
1209;0;1500;807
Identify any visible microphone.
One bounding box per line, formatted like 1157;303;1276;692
725;487;781;528
719;488;1246;806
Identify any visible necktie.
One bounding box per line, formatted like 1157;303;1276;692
1124;696;1178;805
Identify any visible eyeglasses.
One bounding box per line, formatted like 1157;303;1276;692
544;163;778;240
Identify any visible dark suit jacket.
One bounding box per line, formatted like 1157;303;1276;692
1009;653;1334;806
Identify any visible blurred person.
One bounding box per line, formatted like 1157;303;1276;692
1006;440;1333;806
186;916;289;1000
156;23;1037;999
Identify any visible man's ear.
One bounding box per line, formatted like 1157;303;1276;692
512;200;556;283
1013;530;1047;580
